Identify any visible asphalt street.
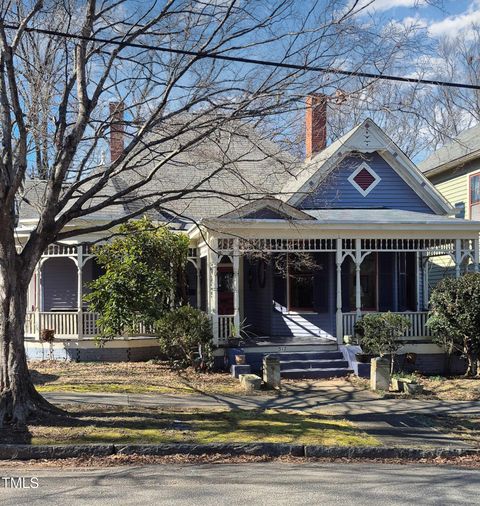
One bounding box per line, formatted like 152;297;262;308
0;462;479;505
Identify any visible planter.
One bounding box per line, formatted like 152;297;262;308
40;328;55;343
235;354;246;365
403;382;424;395
391;377;401;392
355;353;374;364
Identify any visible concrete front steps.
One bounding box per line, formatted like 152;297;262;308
278;351;351;379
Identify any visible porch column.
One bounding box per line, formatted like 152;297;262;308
196;260;202;309
455;239;462;278
209;250;219;345
233;238;240;335
76;245;83;339
355;239;362;318
474;238;479;273
415;252;421;312
422;256;429;309
35;262;42;340
335;238;343;344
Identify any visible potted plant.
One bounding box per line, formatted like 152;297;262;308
40;328;55;361
343;334;358;345
40;328;55;343
353;318;375;363
354;313;411;373
391;372;424;394
401;374;424;395
391;373;405;392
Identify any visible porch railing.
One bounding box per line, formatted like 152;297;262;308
24;311;155;339
218;314;235;343
342;311;432;338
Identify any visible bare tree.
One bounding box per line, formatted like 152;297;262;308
0;0;421;425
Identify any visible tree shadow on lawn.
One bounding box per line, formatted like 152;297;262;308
0;426;32;444
29;369;60;385
26;406;368;445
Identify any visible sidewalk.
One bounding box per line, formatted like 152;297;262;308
43;382;480;416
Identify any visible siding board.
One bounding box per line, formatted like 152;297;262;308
299;152;435;213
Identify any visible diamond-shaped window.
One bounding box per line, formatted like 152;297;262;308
347;163;381;196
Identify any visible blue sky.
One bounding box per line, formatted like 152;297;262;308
358;0;480;37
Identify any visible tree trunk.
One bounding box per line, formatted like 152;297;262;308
0;255;58;427
464;337;478;377
465;353;478;377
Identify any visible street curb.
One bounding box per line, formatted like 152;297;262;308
0;443;479;461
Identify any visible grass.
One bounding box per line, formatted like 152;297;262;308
27;405;379;447
30;360;248;396
413;414;480;447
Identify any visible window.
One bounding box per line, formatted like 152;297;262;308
470;173;480;220
217;256;233;315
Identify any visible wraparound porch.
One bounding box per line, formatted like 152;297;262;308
24;231;479;345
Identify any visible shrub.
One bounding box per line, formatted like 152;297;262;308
156;306;214;370
355;312;411;373
85;217;189;339
427;273;480;377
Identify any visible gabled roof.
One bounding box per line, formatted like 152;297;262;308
278;118;453;215
418;123;480;176
219;198;314;220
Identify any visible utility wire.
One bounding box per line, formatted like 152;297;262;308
4;22;480;91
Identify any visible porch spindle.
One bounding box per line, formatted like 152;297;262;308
335;238;343;344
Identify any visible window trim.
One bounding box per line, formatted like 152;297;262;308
469;171;480;220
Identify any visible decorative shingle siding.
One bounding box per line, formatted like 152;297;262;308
244;208;290;219
299;152;436;213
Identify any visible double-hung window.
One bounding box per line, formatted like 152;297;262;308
470;172;480;219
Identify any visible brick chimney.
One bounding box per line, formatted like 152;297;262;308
305;94;327;159
109;101;124;163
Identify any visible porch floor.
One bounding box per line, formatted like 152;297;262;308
239;335;337;347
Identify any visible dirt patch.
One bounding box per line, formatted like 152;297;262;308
417;377;480;401
30;360;247;396
413;414;480;447
348;374;480;402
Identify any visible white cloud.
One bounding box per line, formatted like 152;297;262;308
352;0;429;14
428;4;480;38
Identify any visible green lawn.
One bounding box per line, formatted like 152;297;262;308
28;405;380;447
